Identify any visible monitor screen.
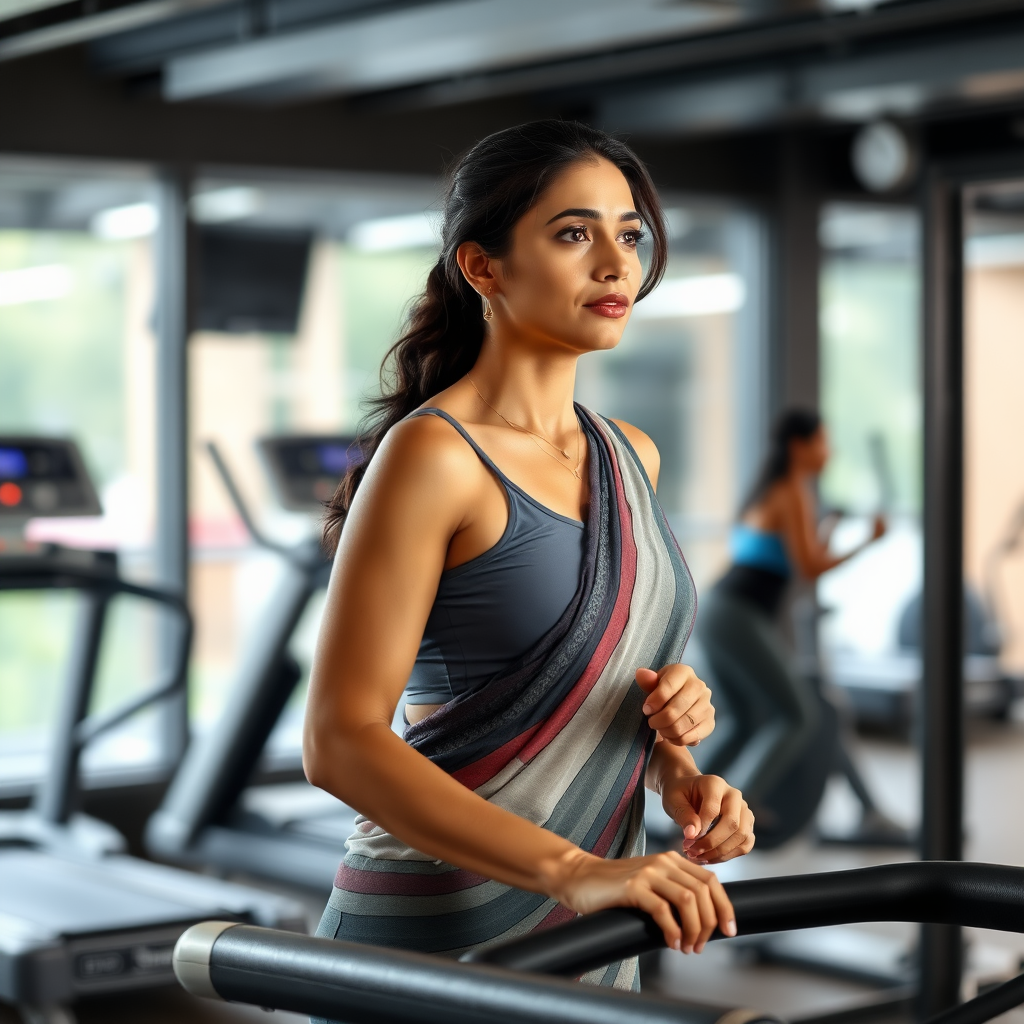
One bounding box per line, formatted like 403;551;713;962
259;435;360;513
0;438;101;518
0;447;29;479
196;226;313;335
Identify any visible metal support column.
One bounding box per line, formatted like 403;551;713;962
917;168;965;1020
726;209;771;502
154;166;192;763
35;589;111;824
772;130;821;417
771;130;821;652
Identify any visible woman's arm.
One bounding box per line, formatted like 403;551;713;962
646;741;755;865
305;417;569;891
303;415;735;951
779;485;885;579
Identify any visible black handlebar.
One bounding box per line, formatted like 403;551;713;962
173;862;1024;1024
204;440;323;567
0;550;193;752
205;441;284;555
173;921;778;1024
464;861;1024;977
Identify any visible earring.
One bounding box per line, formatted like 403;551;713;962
482;295;494;322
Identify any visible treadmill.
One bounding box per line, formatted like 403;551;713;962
0;437;306;1024
173;861;1024;1024
146;436;360;893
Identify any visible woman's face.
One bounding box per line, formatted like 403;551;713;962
468;156;645;355
792;427;830;475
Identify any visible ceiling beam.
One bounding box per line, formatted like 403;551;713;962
162;0;738;103
357;0;1024;111
0;0;72;23
598;23;1024;135
0;0;231;62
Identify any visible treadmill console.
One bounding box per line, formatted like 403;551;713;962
258;435;359;512
0;437;102;520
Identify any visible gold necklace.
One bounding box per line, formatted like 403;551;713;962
467;376;583;480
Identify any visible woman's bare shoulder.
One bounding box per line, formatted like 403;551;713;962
609;418;661;488
375;412;481;482
755;477;803;529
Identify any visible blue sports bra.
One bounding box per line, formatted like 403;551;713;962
403;409;586;707
729;523;791;579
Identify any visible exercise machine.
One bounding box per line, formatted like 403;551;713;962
828;439;1021;731
146;435;359;892
173;861;1024;1024
832;582;1019;732
686;628;909;855
0;437;306;1024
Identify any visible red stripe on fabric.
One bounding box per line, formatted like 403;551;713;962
534;902;578;932
334;862;489;896
516;426;639;765
591;753;646;859
450;722;541;790
447;421;641;790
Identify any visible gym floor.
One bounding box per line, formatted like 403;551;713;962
5;710;1021;1024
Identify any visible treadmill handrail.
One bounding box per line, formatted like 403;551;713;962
0;555;193;752
205;441;294;560
463;861;1024;977
173;922;778;1024
173;863;1024;1024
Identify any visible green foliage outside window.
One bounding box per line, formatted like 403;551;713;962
820;258;921;517
0;231;137;742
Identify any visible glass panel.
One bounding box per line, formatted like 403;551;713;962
817;202;924;738
964;180;1024;723
0;158;160;785
187;172;438;758
961;180;1024;958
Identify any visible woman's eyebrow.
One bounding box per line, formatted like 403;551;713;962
545;207;643;225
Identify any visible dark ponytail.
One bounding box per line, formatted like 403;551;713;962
323;119;669;555
740;408;822;515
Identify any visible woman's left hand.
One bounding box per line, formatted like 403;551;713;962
636;664;714;746
663;773;755;865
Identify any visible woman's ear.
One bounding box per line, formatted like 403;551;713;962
456;241;499;297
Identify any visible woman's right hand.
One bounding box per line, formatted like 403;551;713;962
546;849;737;954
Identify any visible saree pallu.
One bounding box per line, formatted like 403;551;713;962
314;408;696;992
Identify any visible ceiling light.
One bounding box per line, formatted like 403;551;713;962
90;202;159;240
347;212;439;253
632;274;745;319
191;186;263;224
822;85;927;123
0;264;73;306
966;235;1024;267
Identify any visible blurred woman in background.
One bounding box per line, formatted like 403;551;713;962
696;409;886;817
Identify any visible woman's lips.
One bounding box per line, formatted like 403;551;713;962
583;294;630;319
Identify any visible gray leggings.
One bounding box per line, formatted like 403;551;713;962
695;586;819;805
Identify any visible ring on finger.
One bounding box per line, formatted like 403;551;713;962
686;713;695;727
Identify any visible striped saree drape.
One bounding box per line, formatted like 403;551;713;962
314;407;697;993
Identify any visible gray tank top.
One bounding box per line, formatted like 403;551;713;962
404;408;586;706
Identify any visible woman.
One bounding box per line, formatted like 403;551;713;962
303;121;754;994
696;409;886;810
